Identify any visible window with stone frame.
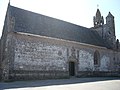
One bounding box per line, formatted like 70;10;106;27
94;50;100;66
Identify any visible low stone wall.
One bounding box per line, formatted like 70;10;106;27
7;70;120;81
77;71;120;77
9;70;69;81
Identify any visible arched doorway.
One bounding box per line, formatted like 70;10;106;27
94;50;100;66
69;62;75;76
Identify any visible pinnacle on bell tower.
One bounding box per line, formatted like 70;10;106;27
93;8;104;27
106;12;115;35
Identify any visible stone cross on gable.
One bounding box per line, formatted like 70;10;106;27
9;0;10;4
97;4;99;9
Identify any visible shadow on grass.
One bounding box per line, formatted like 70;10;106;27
0;77;120;89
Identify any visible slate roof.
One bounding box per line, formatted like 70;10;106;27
9;5;111;48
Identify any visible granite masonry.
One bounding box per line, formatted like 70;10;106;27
0;4;120;81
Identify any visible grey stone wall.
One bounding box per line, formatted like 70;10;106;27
12;33;69;80
0;33;15;81
0;6;16;81
78;48;113;71
114;52;120;72
78;49;94;71
14;38;68;71
1;32;119;81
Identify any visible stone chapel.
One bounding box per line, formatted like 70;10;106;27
0;3;120;81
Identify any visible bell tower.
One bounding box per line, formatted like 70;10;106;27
93;9;104;27
92;8;116;49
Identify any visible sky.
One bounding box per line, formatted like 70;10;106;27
0;0;120;40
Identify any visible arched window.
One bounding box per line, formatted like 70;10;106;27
94;50;100;65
